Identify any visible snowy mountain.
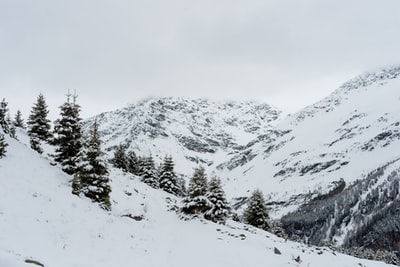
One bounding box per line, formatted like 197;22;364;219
226;65;400;208
84;65;400;256
85;97;283;175
1;130;391;267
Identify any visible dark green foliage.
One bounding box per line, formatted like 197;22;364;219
0;98;9;133
14;110;25;129
27;94;52;141
30;133;43;154
205;176;231;223
74;119;111;211
159;156;179;195
141;155;159;189
112;144;128;171
0;133;7;158
53;93;83;175
181;166;211;214
126;150;141;175
243;189;269;230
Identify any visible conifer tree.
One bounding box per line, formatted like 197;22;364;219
53;92;83;175
159;155;179;194
0;133;7;158
141;155;159;188
30;133;43;154
14;110;25;129
6;114;16;139
74;119;111;210
27;93;52;141
205;176;231;223
126;150;140;175
243;189;269;230
182;166;211;215
112;143;128;171
0;98;10;134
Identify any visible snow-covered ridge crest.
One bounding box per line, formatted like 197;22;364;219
290;65;400;125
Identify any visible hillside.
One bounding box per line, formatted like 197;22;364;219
0;130;392;267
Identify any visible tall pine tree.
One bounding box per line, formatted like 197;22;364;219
0;98;10;134
205;176;231;223
159;155;179;194
141;155;159;189
0;133;7;158
243;189;269;230
27;93;52;141
74;119;111;211
181;166;211;215
53;92;83;175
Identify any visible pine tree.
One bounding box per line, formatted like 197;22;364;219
141;155;159;189
243;189;269;230
6;114;16;139
0;98;10;134
112;143;128;171
27;93;52;141
181;166;211;215
14;110;25;128
74;119;111;210
159;155;179;194
30;133;43;154
126;150;140;175
0;133;7;158
53;92;83;175
205;176;231;223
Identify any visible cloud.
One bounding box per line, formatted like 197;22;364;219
1;0;400;118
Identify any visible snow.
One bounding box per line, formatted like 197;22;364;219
0;131;391;267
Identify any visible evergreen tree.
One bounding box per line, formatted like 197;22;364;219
126;150;140;175
74;119;111;210
6;114;16;139
0;133;7;158
112;143;128;171
27;93;52;141
30;133;43;154
13;110;25;128
159;155;179;194
205;176;231;223
243;189;269;230
53;92;83;175
181;166;211;215
141;155;159;189
0;98;10;134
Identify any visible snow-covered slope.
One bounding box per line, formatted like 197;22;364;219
226;66;400;215
0;131;391;267
85;97;283;175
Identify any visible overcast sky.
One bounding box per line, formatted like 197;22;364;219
1;0;400;119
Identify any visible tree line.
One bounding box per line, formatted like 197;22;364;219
1;93;270;230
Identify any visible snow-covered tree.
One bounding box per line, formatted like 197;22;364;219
181;166;211;215
205;176;231;223
13;110;25;129
141;155;159;189
112;143;128;171
159;155;179;195
30;133;43;154
6;114;16;139
0;133;7;158
53;92;83;175
27;93;52;142
243;189;269;230
0;98;10;134
74;119;111;210
126;150;141;175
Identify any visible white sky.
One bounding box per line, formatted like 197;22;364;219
1;0;400;119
